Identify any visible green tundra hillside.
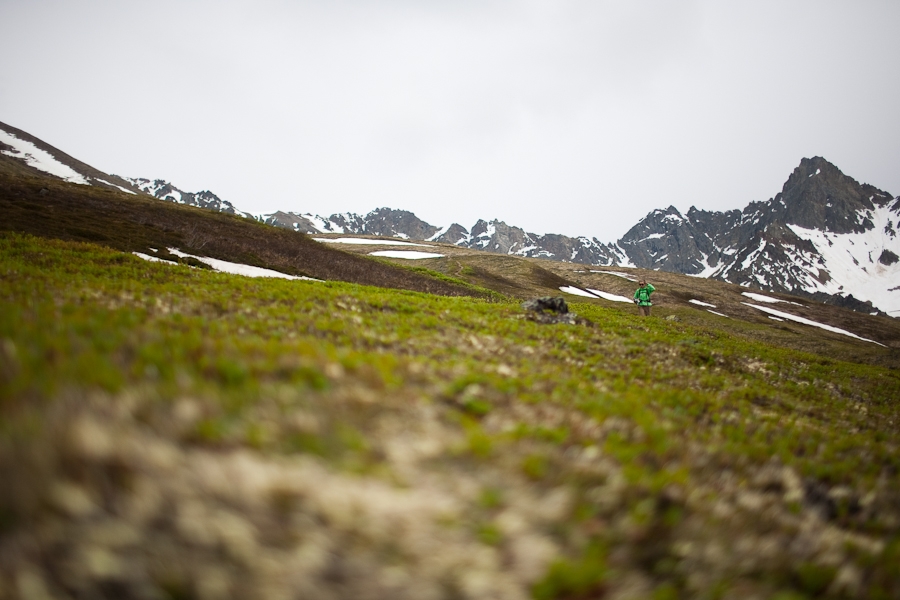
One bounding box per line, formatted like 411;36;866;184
2;171;900;599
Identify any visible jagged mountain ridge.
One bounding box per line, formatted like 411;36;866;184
124;177;251;218
618;157;900;315
263;208;630;267
264;157;899;316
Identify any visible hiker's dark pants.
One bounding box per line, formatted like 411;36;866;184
639;306;651;317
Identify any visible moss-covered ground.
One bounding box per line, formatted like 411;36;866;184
1;233;899;599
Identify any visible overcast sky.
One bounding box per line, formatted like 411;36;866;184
2;1;898;241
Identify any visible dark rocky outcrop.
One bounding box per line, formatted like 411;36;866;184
521;296;569;314
521;296;591;325
361;208;439;240
878;249;899;266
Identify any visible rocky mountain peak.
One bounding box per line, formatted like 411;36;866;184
363;208;440;240
776;156;889;234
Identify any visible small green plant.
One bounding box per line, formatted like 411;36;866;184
522;454;549;481
794;562;836;596
532;543;608;600
478;487;504;510
477;522;503;546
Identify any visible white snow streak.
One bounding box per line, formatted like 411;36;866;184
167;248;320;280
369;250;445;259
313;237;432;247
741;303;884;346
590;270;639;282
634;233;665;243
689;299;716;308
741;292;802;305
585;289;633;303
96;178;137;195
559;286;599;298
132;252;176;264
426;224;451;241
740;239;767;270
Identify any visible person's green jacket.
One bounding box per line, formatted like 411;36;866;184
634;283;655;306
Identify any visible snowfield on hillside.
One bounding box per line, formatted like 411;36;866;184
742;302;885;345
313;237;433;247
558;286;633;303
132;248;320;281
0;129;90;185
167;249;320;280
559;286;598;298
586;289;633;303
689;299;717;308
787;209;900;316
368;250;445;259
741;292;802;306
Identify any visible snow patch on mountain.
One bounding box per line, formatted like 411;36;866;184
369;250;445;260
0;130;90;185
559;286;598;298
787;204;900;316
742;302;885;346
313;238;431;247
132;252;175;264
689;299;717;308
741;292;802;305
586;289;633;303
166;248;318;280
96;178;137;195
591;270;638;282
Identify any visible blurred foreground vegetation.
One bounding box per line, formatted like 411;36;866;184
1;233;898;599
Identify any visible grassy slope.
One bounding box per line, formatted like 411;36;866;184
322;242;900;370
0;171;495;300
1;233;899;600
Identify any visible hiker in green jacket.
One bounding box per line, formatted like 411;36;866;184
633;279;655;316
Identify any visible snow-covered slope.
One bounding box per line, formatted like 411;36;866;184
785;203;900;316
0;129;90;185
0;121;142;194
0;121;249;218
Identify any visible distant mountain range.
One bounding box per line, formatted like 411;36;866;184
2;119;898;316
259;159;900;316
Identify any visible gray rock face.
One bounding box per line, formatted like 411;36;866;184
262;211;323;234
363;208;440;240
776;156;889;234
619;206;716;275
431;223;470;245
